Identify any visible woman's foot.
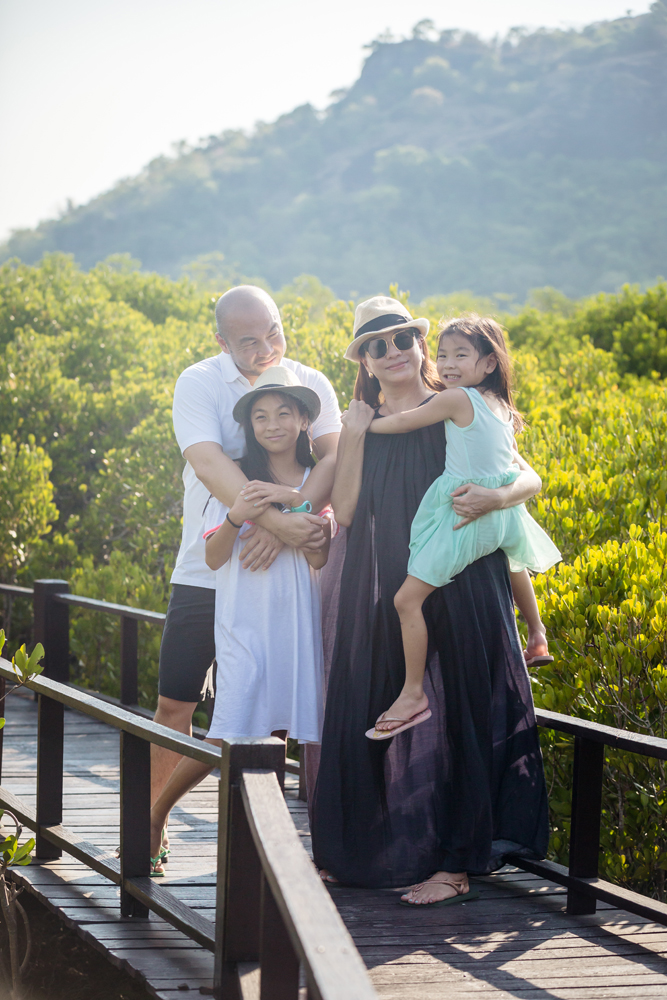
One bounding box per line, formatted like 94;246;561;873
400;871;468;905
374;691;429;732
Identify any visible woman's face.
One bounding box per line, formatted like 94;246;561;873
250;393;308;455
360;330;426;389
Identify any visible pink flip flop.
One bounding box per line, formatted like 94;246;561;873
525;654;554;667
365;709;432;741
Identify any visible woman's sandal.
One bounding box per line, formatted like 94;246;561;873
365;709;432;741
524;654;554;667
399;876;479;908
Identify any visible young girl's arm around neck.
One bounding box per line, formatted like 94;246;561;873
368;387;472;434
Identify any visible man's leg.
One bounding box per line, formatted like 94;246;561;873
153;584;216;810
151;695;199;802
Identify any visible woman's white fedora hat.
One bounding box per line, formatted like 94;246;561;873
344;296;430;362
232;365;321;424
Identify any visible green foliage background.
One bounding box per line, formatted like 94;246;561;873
2;253;667;897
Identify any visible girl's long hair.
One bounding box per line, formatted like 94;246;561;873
353;336;442;407
438;315;524;432
239;392;315;503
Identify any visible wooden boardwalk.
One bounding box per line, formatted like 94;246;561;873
3;688;667;999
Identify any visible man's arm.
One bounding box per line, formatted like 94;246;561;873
451;453;541;530
184;442;326;568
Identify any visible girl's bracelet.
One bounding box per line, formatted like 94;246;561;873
226;513;244;530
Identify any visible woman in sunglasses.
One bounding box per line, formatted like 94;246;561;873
311;296;549;907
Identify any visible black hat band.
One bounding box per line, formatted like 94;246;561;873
355;313;408;339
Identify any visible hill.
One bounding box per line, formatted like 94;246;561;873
3;4;667;299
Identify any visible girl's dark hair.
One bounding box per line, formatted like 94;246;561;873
438;315;523;432
239;392;315;495
353;336;442;407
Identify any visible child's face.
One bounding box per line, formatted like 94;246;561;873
250;393;308;454
436;333;496;388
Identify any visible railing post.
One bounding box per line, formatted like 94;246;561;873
260;873;300;1000
35;693;64;859
120;730;151;917
120;616;138;706
567;735;604;915
33;580;70;682
214;739;285;998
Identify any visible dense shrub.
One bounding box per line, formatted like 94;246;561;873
2;255;667;895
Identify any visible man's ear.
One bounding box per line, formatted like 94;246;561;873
216;333;231;353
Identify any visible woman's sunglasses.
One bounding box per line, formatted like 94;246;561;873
360;328;420;360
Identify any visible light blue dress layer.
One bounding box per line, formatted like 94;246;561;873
407;387;561;587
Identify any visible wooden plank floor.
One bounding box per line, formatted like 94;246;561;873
3;689;667;999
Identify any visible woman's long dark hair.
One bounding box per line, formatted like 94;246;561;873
438;315;523;432
239;392;315;496
353;336;442;407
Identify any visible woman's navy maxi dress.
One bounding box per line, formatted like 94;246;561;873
311;415;549;889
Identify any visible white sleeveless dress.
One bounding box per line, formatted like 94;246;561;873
203;468;324;743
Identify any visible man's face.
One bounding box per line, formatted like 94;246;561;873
216;300;286;381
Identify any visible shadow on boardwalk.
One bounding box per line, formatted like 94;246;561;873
3;689;667;1000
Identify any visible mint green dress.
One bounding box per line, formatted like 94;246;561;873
408;387;561;587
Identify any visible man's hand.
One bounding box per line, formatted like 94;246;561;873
272;512;327;551
450;483;500;530
238;525;284;571
341;400;376;435
240;480;303;509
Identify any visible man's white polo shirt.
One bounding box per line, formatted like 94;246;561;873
170;351;342;590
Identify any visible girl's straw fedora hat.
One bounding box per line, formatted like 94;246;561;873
232;365;321;424
344;296;430;362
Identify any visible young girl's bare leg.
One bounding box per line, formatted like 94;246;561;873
510;569;549;662
150;738;223;866
375;575;436;732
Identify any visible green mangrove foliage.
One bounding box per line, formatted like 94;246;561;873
1;254;667;894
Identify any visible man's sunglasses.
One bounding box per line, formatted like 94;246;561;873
360;328;420;360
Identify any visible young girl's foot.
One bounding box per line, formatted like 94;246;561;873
400;871;469;905
524;627;553;667
373;691;429;733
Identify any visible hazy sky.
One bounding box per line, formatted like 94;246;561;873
0;0;652;241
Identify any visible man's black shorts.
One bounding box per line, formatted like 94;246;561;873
158;584;216;703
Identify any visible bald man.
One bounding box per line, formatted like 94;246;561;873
152;285;341;807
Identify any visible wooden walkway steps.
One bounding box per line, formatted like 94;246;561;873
4;688;667;999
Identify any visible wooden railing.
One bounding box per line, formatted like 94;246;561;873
4;578;667;947
0;579;306;797
0;661;375;999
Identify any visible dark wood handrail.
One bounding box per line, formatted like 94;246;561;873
53;592;166;625
0;583;34;596
0;658;220;763
240;769;375;1000
535;707;667;760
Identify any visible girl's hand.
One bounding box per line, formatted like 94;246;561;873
341;400;375;435
240;480;302;508
229;492;270;526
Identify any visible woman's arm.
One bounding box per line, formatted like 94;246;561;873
331;401;375;527
304;520;332;570
450;453;542;530
367;389;467;434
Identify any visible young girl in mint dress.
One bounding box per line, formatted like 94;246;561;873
366;315;561;739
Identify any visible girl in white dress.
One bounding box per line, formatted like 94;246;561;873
148;366;330;872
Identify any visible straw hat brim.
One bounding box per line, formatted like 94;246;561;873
232;384;321;424
344;317;430;362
